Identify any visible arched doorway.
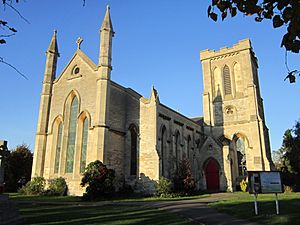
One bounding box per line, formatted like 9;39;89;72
204;158;220;191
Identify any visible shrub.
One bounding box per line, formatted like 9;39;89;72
183;175;196;194
155;177;172;197
19;176;45;195
46;177;68;196
240;177;248;192
81;160;115;200
173;158;196;194
284;185;295;193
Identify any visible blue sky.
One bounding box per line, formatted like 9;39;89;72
0;0;299;152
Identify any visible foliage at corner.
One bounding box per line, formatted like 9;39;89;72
81;160;115;200
207;0;300;54
240;177;248;192
155;177;172;197
173;158;196;194
273;120;300;191
46;177;68;196
4;144;33;192
19;177;45;195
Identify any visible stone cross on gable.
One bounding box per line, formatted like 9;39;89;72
76;37;83;49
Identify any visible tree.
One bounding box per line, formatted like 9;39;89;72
208;0;300;82
4;144;33;192
80;160;115;200
275;121;300;190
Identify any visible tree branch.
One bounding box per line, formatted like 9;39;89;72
0;57;28;80
4;2;30;24
0;33;15;38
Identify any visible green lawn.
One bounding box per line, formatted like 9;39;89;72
209;192;300;225
14;202;196;225
9;193;81;202
9;192;206;225
8;192;209;202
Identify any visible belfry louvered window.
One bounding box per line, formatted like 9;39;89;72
223;65;232;95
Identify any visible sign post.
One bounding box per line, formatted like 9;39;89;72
248;171;283;215
253;193;258;215
275;193;279;215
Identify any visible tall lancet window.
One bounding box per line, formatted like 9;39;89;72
54;123;63;173
175;132;180;169
187;135;191;159
236;138;247;176
161;126;167;176
223;65;232;95
65;96;78;173
80;118;88;173
130;126;138;176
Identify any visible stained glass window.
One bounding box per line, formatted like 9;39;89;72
80;118;88;173
54;123;63;173
223;65;232;95
65;97;78;173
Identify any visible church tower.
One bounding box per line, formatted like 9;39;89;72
32;31;59;177
94;5;114;162
200;39;273;187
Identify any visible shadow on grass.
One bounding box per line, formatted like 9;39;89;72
16;203;195;225
210;198;300;225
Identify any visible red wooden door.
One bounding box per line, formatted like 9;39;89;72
205;159;220;191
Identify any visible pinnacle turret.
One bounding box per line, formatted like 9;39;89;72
98;6;114;78
47;30;60;56
100;5;114;33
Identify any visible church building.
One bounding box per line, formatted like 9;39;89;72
31;6;273;195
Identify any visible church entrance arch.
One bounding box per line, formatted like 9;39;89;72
204;158;220;191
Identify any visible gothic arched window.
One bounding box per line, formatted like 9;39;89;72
223;65;232;95
175;131;180;168
161;126;167;176
187;135;191;159
130;125;138;176
65;96;78;173
236;137;247;176
80;117;88;173
54;123;63;173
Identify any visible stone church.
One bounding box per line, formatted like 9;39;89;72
31;6;273;195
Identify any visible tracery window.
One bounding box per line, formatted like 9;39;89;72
223;65;232;95
80;117;88;173
65;96;78;173
54;123;63;173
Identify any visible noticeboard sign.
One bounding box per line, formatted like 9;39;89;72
248;171;283;194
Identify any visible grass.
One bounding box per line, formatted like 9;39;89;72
9;192;209;224
14;202;196;225
209;192;300;225
8;192;209;202
8;193;81;202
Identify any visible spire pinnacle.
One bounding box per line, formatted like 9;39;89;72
101;5;114;32
47;29;59;56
